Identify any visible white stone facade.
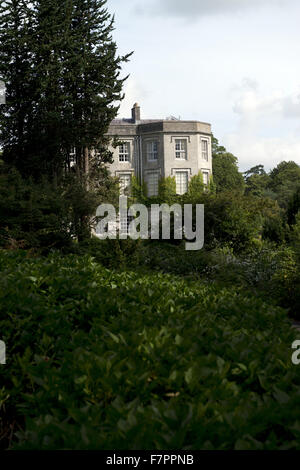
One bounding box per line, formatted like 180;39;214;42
106;103;213;196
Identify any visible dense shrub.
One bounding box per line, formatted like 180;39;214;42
0;165;118;251
76;238;300;317
204;244;300;319
0;250;300;450
262;216;286;245
77;237;143;269
183;192;262;253
0;167;73;251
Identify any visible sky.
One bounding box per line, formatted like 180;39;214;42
107;0;300;172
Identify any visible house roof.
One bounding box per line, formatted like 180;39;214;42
111;119;161;125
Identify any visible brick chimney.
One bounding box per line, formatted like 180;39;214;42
131;103;141;123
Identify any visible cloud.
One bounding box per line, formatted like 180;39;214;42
281;94;300;119
117;77;149;119
136;0;292;19
224;133;300;172
223;79;300;171
231;79;300;120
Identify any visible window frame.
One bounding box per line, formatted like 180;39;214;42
147;172;159;197
202;170;209;186
175;170;189;195
201;138;209;161
118;142;131;162
175;139;187;160
147;141;159;162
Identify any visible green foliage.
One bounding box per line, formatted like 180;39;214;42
187;171;204;199
158;176;177;204
0;250;300;450
0;0;131;242
76;237;143;269
0;0;33;170
0;166;72;251
212;137;245;194
244;165;270;198
244;165;266;177
266;246;300;318
137;241;210;276
0;0;132;179
130;175;147;203
289;211;300;255
207;174;217;194
286;186;300;226
262;216;286;245
268;161;300;209
201;191;262;252
0;165;119;248
204;243;300;319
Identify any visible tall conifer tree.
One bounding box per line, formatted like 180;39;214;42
0;0;33;169
0;0;131;180
63;0;131;177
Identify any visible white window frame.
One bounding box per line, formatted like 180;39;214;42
147;141;158;161
201;139;209;161
175;139;187;160
175;170;189;195
119;173;131;194
119;142;130;162
147;172;159;197
202;171;209;186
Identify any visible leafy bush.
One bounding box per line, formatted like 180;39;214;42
0;167;73;251
77;237;143;269
187;172;205;199
0;165;119;251
186;192;262;253
0;250;300;450
205;244;300;319
137;241;212;277
158;176;177;204
262;216;286;245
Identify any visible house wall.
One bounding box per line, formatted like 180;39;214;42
105;116;213;191
106;124;137;177
140;132;163;182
